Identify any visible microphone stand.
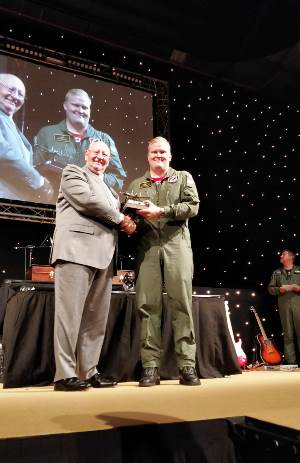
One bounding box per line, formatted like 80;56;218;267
39;235;53;264
13;245;35;279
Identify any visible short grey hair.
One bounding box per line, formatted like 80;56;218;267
148;136;170;149
64;88;91;104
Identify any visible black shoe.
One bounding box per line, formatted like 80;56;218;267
88;372;118;388
54;377;89;391
179;366;201;386
139;367;160;387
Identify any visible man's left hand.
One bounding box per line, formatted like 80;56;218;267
137;201;162;219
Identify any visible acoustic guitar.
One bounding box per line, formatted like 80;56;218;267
250;306;282;365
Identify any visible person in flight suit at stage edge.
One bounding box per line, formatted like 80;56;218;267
268;249;300;365
128;136;201;387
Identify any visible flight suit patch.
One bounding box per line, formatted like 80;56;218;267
168;176;177;183
89;137;101;144
139;181;152;188
54;134;71;143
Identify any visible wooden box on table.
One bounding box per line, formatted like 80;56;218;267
26;265;55;281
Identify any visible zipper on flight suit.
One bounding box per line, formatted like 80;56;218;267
154;182;162;242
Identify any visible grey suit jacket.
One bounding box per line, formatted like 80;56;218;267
51;164;122;269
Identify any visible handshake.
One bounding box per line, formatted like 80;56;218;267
119;214;136;235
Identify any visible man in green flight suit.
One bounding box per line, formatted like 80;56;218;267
268;249;300;364
128;136;201;387
33;88;126;195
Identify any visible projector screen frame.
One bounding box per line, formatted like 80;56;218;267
0;35;169;223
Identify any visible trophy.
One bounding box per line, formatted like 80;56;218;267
34;146;64;193
122;192;150;215
120;271;135;292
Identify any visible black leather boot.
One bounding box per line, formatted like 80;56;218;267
139;367;160;387
179;366;201;386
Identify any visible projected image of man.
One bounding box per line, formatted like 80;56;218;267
33;88;126;194
0;73;53;202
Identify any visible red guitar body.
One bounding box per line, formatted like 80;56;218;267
256;334;282;365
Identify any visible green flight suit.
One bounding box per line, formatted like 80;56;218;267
128;167;199;369
268;265;300;363
33;120;127;191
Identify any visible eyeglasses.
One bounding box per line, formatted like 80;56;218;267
0;82;25;100
88;149;110;158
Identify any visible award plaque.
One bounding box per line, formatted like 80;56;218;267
122;193;150;214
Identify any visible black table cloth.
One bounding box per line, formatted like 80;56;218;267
1;283;241;388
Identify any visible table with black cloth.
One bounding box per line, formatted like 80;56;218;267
0;281;241;388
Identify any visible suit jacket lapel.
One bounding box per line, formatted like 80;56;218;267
83;165;119;209
108;186;120;208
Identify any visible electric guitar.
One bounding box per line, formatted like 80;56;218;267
234;338;247;367
223;300;247;367
250;306;282;365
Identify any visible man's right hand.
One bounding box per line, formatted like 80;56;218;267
119;215;136;235
36;177;55;203
32;177;56;204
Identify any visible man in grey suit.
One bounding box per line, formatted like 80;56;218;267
52;139;136;391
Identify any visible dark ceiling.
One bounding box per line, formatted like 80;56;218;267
2;0;300;101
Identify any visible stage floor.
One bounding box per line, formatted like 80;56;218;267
1;370;300;439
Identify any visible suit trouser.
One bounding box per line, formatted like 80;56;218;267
54;260;113;382
278;298;300;364
135;237;196;369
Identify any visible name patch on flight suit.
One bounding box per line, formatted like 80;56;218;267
139;181;152;189
168;176;177;183
54;134;71;143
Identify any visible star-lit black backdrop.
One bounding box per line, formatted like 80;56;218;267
0;18;299;358
168;73;300;289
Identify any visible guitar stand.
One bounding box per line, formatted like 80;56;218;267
245;361;266;371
